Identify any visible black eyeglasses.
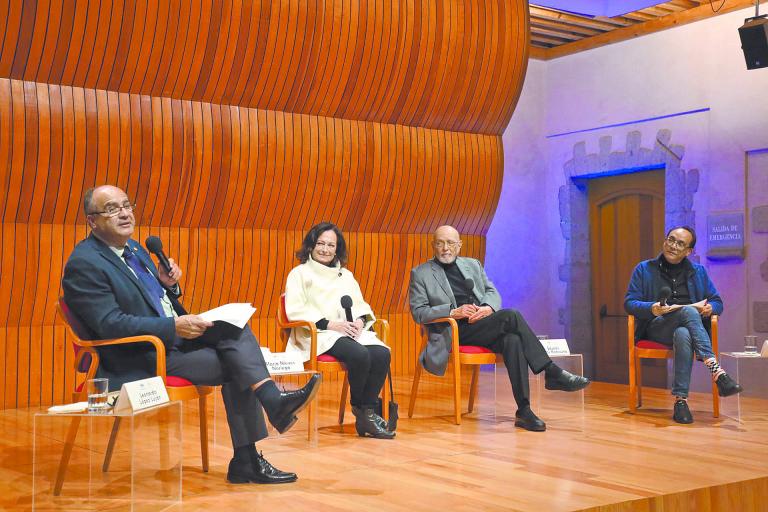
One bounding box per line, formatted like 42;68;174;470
88;203;137;218
664;236;689;250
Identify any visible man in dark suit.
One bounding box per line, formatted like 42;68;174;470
62;185;320;484
409;225;590;431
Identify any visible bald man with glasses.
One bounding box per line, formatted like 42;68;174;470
625;226;743;424
408;225;590;432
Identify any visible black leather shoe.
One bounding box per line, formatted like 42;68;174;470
545;369;591;392
227;453;297;484
716;373;743;397
672;399;693;424
514;407;546;432
352;407;396;439
267;373;322;433
251;451;297;483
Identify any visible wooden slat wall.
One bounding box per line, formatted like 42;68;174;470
0;0;528;409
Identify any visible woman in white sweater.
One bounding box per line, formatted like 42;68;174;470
285;222;395;439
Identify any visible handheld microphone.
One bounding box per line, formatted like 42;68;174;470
340;295;354;322
145;236;172;273
659;286;672;307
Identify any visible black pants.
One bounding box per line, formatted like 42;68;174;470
325;337;391;408
167;323;270;449
458;308;551;409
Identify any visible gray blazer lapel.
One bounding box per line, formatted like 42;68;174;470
429;260;456;307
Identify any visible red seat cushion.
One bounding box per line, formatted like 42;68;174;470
636;340;670;350
76;375;195;392
166;375;195;387
459;345;494;354
317;354;340;362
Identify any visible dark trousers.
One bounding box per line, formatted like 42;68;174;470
458;308;551;409
167;323;270;448
325;337;391;408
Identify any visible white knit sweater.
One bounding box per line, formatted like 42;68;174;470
284;256;388;361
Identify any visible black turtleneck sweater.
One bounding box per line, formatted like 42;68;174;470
658;254;692;305
437;259;476;306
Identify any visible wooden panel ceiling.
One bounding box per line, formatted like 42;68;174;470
529;0;765;60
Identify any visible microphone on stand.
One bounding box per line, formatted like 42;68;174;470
659;286;672;307
340;295;354;322
145;236;172;273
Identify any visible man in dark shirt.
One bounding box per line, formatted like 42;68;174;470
409;225;590;431
625;226;743;424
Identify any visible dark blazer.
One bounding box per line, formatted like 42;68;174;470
624;255;723;340
62;234;186;389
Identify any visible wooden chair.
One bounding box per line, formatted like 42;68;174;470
408;317;502;425
276;293;391;440
628;314;719;417
54;297;215;495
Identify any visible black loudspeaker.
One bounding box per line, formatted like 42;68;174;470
739;16;768;70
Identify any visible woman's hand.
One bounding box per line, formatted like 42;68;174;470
327;320;363;339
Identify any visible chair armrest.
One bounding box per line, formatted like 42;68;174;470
76;335;168;380
424;317;460;357
278;317;320;369
373;318;390;346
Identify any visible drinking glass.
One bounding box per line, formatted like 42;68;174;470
87;378;109;413
744;335;758;354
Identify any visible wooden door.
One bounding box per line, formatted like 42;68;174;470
589;170;665;385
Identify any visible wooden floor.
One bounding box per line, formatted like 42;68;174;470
2;373;768;511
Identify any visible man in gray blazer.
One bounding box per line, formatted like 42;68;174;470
409;225;589;431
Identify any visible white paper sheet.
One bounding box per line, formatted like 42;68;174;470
198;302;257;328
199;302;256;329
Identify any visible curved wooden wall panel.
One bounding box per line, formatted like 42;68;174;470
0;80;503;232
0;0;528;409
0;0;529;135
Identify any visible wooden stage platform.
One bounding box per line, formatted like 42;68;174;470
1;376;767;511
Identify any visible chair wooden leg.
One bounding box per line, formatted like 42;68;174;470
338;378;349;424
453;362;462;425
307;401;314;442
628;355;637;413
382;372;390;422
54;416;82;496
199;394;210;472
102;417;122;472
468;366;479;414
712;380;720;418
408;361;423;418
636;358;643;409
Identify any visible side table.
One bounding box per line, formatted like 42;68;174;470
33;401;182;511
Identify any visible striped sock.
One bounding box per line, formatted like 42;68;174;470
704;358;725;380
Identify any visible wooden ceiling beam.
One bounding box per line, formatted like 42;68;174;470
530;26;585;41
530;17;604;37
532;0;768;61
529;46;551;59
529;6;627;30
531;33;571;46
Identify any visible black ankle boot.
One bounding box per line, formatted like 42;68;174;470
352;406;387;431
352;406;395;439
